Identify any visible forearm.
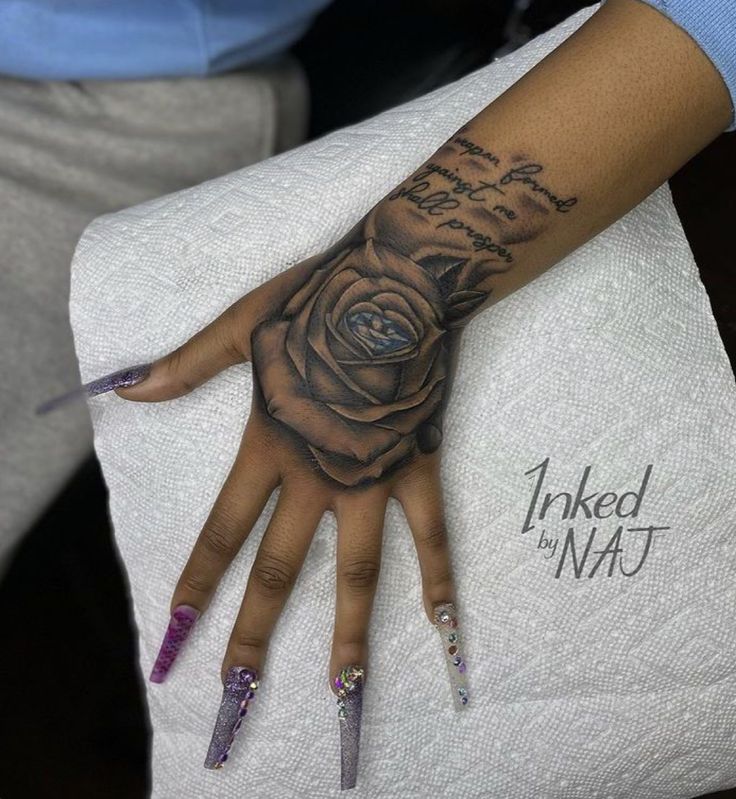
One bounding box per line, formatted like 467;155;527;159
229;0;733;487
366;0;732;323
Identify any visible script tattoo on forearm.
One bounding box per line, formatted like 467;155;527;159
250;124;579;487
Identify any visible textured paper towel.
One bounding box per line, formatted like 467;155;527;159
69;4;736;798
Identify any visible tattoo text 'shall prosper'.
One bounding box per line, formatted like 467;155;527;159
251;125;579;486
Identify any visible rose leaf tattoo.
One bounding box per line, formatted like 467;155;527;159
251;221;503;486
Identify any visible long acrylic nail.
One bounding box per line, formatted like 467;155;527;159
204;666;260;770
35;362;152;415
334;664;365;790
149;604;201;684
433;602;469;710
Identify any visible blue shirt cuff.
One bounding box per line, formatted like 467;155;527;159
632;0;736;132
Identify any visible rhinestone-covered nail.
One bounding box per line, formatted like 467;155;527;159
433;601;469;710
334;664;365;790
204;666;260;770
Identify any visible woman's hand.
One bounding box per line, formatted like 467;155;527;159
109;0;734;781
116;196;478;778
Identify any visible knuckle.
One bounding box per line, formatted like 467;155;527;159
421;521;449;552
340;558;380;593
402;455;428;484
180;572;211;595
251;553;295;597
230;630;265;652
392;461;429;499
219;306;245;362
165;347;195;394
200;515;239;559
265;390;287;418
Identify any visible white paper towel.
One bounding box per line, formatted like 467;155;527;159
69;4;736;797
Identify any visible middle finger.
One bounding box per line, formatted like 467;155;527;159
329;484;389;790
222;477;326;680
330;483;389;684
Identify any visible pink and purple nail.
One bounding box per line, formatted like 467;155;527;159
35;362;151;415
204;666;260;770
149;604;200;684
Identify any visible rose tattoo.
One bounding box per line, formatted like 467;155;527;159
251;205;512;486
251;237;446;485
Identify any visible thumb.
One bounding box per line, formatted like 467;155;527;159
117;298;251;403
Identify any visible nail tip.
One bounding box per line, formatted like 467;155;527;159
336;665;364;792
149;604;201;685
34;400;52;416
85;362;152;397
34;389;83;415
33;362;152;416
433;601;469;711
204;665;260;770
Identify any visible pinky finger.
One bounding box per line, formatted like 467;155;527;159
394;457;470;710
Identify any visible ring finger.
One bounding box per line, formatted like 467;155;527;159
202;476;326;769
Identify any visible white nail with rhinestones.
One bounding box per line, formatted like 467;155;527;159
432;601;469;710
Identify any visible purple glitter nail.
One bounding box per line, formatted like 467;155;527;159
35;362;152;415
334;665;365;790
204;666;260;770
149;605;200;684
86;362;151;396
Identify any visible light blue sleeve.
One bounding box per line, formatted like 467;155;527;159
0;1;333;81
633;0;736;132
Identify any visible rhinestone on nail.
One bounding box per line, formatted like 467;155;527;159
335;665;365;722
212;667;260;768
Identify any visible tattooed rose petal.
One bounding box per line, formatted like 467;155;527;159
252;238;449;486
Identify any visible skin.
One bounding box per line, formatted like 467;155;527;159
117;0;732;693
